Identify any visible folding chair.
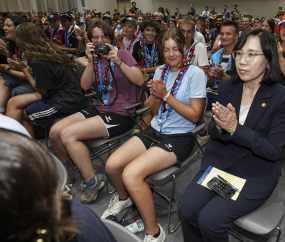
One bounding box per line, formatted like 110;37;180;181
229;150;285;242
143;97;208;234
83;85;142;160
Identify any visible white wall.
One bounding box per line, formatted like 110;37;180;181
86;0;116;13
0;0;284;18
150;0;281;19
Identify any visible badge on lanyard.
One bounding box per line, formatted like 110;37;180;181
102;93;110;105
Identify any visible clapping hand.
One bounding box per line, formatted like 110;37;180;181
7;58;27;72
148;79;168;99
212;102;237;134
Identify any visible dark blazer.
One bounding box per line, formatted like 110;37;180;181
201;80;285;199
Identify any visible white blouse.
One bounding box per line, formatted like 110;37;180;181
239;105;250;125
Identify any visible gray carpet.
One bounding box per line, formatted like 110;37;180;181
46;135;284;242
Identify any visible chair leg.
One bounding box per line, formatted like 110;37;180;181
276;227;281;242
45;129;49;148
228;227;250;242
194;136;203;154
167;175;181;234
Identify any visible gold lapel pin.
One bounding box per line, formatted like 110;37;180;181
262;103;266;108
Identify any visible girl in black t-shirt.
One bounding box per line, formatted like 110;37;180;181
6;22;86;138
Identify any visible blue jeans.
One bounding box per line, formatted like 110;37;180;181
1;73;35;97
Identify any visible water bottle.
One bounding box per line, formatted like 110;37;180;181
125;219;144;233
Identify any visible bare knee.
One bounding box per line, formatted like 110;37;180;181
105;154;126;177
49;122;64;142
7;96;21;110
122;166;142;191
60;126;76;146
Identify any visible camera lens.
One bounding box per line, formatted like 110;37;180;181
100;49;103;54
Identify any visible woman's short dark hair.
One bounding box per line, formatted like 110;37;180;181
0;129;78;241
87;19;114;44
231;29;280;86
261;18;275;34
140;19;160;33
159;27;185;66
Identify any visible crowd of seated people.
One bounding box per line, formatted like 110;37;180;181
1;3;285;242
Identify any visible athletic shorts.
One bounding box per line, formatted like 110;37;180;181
136;126;195;167
25;98;68;129
78;105;134;137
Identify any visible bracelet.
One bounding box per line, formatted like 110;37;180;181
163;92;170;102
117;60;122;67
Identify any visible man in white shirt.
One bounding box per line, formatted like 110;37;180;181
179;17;208;73
202;6;209;17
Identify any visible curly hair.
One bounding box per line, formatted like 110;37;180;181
139;18;160;33
15;22;74;66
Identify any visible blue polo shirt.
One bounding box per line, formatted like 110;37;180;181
151;65;206;135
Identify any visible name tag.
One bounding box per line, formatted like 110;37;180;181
102;93;110;105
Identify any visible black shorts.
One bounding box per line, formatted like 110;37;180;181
136;126;195;167
78;106;134;137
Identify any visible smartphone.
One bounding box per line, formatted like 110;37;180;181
114;9;117;11
207;177;236;200
154;19;162;24
279;7;283;10
143;128;167;143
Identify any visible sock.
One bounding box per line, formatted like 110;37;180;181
119;197;128;201
0;107;5;114
146;227;160;238
63;158;72;167
84;174;96;187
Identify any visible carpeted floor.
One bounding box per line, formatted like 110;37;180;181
45;134;285;242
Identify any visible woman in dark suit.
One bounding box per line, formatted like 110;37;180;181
178;29;285;242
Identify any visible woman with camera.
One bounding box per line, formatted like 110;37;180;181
178;29;285;242
50;20;143;204
101;27;206;242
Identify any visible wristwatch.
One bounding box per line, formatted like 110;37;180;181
163;92;170;102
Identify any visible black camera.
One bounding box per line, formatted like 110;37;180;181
92;44;110;58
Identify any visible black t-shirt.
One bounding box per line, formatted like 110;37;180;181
132;41;163;69
62;26;79;49
231;10;240;15
31;59;87;114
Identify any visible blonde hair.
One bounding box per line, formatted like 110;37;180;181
153;12;164;21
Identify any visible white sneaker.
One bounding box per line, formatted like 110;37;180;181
143;224;166;242
101;195;133;219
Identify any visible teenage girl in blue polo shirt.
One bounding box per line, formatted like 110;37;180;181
102;27;206;242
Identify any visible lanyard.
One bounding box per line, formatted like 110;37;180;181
184;41;199;63
134;29;140;38
117;36;136;50
14;46;21;61
96;59;115;93
157;59;191;133
65;25;74;48
141;37;158;68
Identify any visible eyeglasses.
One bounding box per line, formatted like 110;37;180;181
232;50;264;62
